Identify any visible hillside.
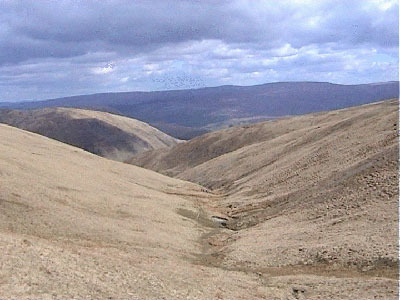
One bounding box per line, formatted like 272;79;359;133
0;107;179;161
150;121;210;140
0;124;262;299
130;99;398;186
1;99;398;299
1;81;398;138
130;99;399;298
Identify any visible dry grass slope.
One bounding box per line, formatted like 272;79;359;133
1;99;398;299
130;99;399;299
0;124;280;299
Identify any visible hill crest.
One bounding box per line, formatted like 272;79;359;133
0;107;179;161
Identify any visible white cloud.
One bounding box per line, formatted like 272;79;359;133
369;0;397;10
91;63;115;75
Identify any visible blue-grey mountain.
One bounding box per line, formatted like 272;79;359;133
1;81;398;139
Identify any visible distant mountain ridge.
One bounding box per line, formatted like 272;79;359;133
1;81;398;139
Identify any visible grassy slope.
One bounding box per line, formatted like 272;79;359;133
0;124;281;299
129;99;399;299
1;99;398;299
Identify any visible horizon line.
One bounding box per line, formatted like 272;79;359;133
1;80;398;104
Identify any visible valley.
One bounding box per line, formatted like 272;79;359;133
0;99;398;299
1;1;398;298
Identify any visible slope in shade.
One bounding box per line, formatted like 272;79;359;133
0;107;179;161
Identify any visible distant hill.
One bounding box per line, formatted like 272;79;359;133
0;107;179;161
1;81;398;139
150;122;210;140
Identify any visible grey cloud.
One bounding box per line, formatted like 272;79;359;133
1;0;397;65
0;0;398;101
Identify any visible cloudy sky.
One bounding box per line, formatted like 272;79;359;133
0;0;398;102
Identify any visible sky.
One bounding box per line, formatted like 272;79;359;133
0;0;398;102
